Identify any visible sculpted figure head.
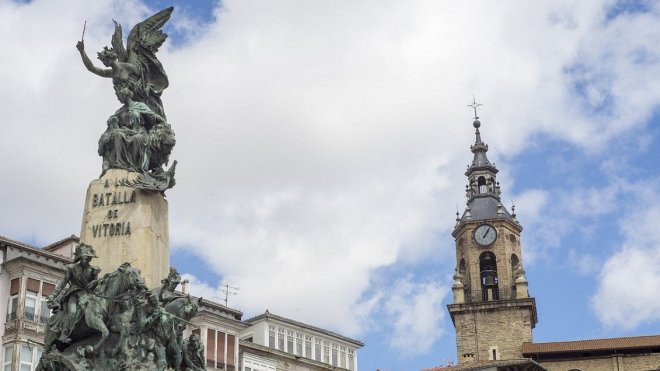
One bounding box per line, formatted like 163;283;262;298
97;46;117;67
73;243;98;265
115;85;134;104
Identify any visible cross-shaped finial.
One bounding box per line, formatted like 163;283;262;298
467;94;483;120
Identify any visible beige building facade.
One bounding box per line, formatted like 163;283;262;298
0;235;75;371
0;234;364;371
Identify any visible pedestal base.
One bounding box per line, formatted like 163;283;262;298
79;169;169;288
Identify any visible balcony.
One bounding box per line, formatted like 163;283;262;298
6;311;17;321
24;310;36;322
464;288;515;303
4;310;50;335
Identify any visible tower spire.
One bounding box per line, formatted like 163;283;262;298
468;95;484;144
465;96;496;178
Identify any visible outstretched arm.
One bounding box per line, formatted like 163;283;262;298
76;41;112;78
49;269;71;302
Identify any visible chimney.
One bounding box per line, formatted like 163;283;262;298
181;279;189;294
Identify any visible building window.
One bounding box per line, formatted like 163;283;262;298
278;332;285;351
340;350;346;368
24;295;37;322
296;334;302;355
268;329;275;348
39;300;50;324
3;345;13;371
217;331;226;369
332;348;338;366
314;341;322;362
287;332;293;354
20;344;42;371
489;346;499;361
227;334;236;371
207;329;216;368
323;342;329;364
7;296;18;321
8;278;20;321
305;336;312;358
348;353;354;371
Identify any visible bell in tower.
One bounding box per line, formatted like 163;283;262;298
447;98;537;365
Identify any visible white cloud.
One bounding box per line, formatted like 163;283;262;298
591;201;660;329
181;273;221;302
1;0;660;354
380;275;448;356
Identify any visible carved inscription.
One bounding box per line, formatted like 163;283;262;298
90;178;137;238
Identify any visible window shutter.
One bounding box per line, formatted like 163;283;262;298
42;282;56;296
227;334;235;366
27;278;40;294
10;278;20;295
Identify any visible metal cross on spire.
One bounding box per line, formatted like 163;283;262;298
467;95;483;120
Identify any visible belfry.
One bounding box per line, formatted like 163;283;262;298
447;101;537;364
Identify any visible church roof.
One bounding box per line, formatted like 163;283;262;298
460;195;518;225
522;334;660;355
423;358;546;371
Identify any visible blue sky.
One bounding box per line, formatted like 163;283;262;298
1;1;660;370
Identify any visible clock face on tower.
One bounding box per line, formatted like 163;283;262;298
474;224;497;246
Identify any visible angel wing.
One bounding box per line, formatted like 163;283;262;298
111;20;128;62
126;7;174;95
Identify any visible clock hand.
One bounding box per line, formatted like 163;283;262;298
482;228;490;238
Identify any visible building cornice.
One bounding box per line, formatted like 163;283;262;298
244;312;364;347
447;297;538;328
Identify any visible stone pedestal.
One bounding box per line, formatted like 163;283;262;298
79;169;169;288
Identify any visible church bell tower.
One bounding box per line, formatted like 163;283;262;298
447;102;537;364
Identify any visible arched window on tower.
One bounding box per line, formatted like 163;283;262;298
479;252;499;301
478;176;487;194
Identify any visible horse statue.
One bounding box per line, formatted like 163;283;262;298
38;256;204;370
40;263;147;364
158;295;202;371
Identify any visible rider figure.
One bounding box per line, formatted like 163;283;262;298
153;267;181;305
47;243;100;343
183;333;205;371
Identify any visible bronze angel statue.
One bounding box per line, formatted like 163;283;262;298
77;7;177;191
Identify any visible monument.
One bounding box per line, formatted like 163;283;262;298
37;244;204;370
76;7;177;288
34;8;206;369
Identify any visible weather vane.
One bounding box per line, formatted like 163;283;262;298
467;94;483;120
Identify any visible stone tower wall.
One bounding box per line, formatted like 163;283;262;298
455;220;522;295
453;304;533;363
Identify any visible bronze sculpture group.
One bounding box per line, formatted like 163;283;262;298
77;7;177;192
39;245;204;370
36;8;204;370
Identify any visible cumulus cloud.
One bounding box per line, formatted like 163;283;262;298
377;275;448;356
181;273;221;302
1;0;660;356
591;200;660;329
